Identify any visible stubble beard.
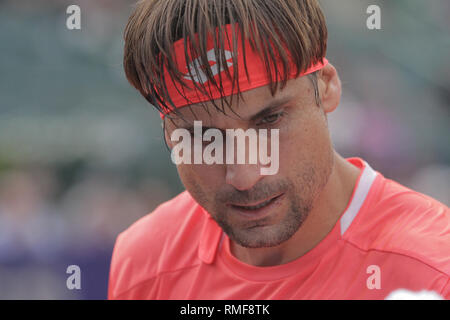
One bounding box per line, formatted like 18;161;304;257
182;151;335;249
213;165;330;248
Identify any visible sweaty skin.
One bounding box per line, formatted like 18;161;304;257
164;64;361;267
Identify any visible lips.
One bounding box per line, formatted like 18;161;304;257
230;193;283;211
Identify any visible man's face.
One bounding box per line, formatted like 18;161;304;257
165;75;335;248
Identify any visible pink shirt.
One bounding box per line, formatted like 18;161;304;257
108;158;450;299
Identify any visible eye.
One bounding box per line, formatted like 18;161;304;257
188;127;213;138
257;112;285;126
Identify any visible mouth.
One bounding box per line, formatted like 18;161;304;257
231;194;282;210
228;193;285;220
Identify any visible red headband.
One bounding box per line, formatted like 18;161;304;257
159;24;328;117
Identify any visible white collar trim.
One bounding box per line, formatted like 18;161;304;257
340;161;378;236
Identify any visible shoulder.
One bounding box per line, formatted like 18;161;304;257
346;174;450;275
108;191;207;298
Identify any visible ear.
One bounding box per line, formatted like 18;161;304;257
162;119;174;149
317;63;341;114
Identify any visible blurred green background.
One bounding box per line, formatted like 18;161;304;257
0;0;448;299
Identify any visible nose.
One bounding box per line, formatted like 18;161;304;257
225;163;263;191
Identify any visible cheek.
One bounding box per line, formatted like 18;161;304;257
176;164;224;201
280;111;331;172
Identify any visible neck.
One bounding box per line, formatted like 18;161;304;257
229;152;361;266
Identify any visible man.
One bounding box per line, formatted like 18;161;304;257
108;0;450;299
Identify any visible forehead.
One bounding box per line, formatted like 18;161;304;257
165;76;312;127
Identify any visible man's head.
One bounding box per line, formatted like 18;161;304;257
123;0;342;248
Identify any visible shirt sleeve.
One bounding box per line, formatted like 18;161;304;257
108;231;160;300
108;232;124;300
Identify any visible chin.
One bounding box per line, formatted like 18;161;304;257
228;224;299;249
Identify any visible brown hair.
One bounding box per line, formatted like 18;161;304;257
123;0;328;117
